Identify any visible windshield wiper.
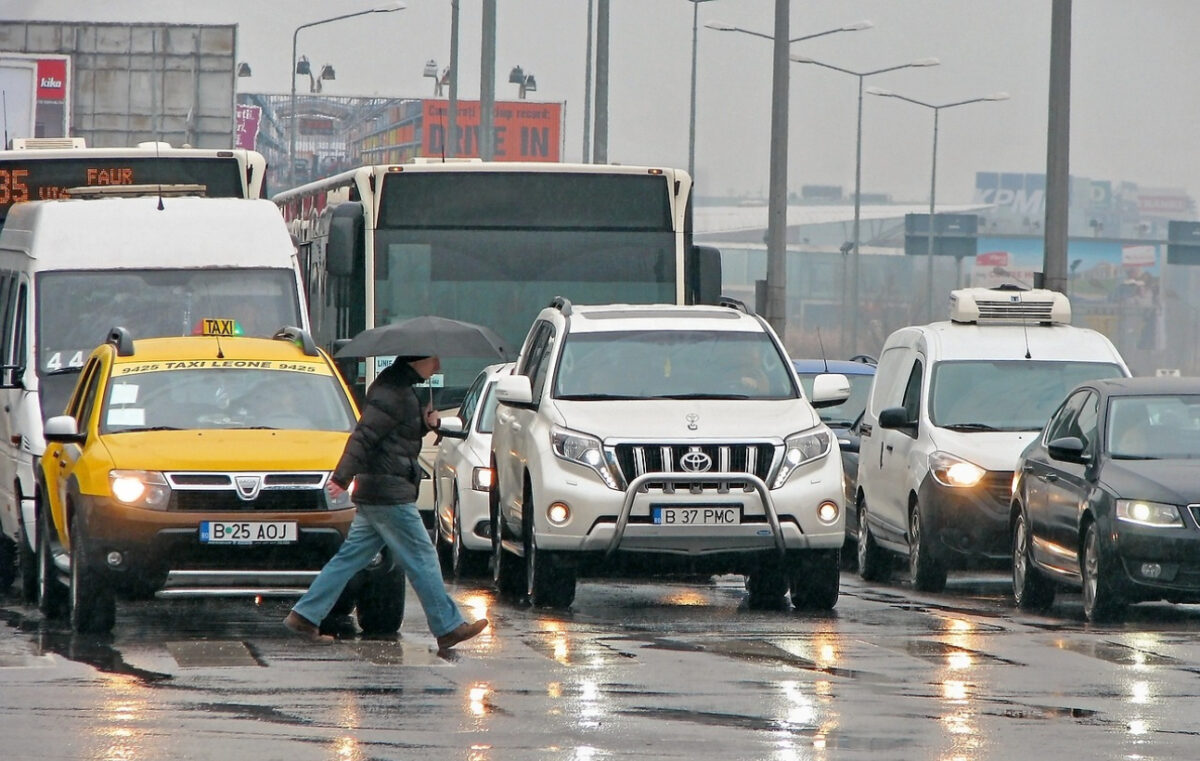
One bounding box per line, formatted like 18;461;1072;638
653;393;752;400
941;422;1000;432
43;367;83;376
111;426;182;433
556;393;646;401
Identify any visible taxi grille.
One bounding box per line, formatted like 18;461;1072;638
613;442;776;486
982;471;1014;506
166;472;328;512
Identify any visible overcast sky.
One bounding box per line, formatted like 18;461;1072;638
6;0;1200;205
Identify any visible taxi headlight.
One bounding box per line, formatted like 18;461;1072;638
551;426;622;489
472;466;494;491
110;470;170;509
772;428;832;489
929;451;987;488
1116;499;1183;528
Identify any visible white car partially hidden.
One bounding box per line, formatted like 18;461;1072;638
434;362;513;577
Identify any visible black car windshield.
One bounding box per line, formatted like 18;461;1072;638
930;360;1126;431
798;372;873;427
100;367;355;433
554;330;798;401
1108;394;1200;459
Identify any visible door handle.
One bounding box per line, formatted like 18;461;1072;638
1045;473;1058;482
1023;464;1034;472
885;444;894;453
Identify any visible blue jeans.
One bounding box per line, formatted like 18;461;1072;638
291;501;467;638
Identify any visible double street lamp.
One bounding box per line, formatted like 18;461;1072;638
790;54;939;354
706;14;872;339
867;87;1010;321
288;2;405;188
686;0;717;180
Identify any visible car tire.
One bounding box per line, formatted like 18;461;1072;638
0;534;15;591
1011;510;1055;610
37;511;66;619
355;552;406;635
856;496;891;583
491;467;526;600
908;500;947;593
746;553;790;610
452;490;489;579
1082;521;1125;623
69;513;116;634
790;549;840;610
19;496;39;604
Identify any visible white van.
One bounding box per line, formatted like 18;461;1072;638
0;195;308;599
854;286;1130;592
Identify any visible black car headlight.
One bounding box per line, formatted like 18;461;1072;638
1116;499;1183;528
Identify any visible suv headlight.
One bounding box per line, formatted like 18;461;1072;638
928;451;987;488
110;470;170;510
551;426;622;489
772;428;832;489
1116;499;1183;528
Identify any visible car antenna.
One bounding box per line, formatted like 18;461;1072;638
155;121;165;210
816;327;829;373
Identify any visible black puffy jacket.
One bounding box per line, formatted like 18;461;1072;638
330;361;432;505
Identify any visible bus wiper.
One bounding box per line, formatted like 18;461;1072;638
942;422;1000;431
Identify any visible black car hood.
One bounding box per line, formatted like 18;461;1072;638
1102;458;1200;505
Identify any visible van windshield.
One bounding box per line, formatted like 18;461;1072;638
929;360;1126;431
554;330;798;401
35;269;303;419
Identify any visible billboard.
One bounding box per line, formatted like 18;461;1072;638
423;99;561;161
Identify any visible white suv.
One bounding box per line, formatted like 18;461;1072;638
490;298;850;610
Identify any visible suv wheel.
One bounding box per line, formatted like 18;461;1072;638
68;513;116;634
37;512;66;618
856;496;891;582
908;500;947;593
356;551;406;635
0;535;15;591
790;549;840;610
491;475;526;600
1012;510;1055;610
452;496;488;578
19;497;39;603
746;553;790;610
1081;521;1125;623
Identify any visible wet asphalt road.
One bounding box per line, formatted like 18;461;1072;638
4;569;1200;761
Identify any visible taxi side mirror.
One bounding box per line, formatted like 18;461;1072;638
438;416;468;439
44;415;85;444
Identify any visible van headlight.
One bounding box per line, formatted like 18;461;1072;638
772;428;832;489
110;470;170;509
929;451;986;488
1116;499;1183;528
551;426;622;489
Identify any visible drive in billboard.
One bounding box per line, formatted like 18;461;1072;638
423;99;561;161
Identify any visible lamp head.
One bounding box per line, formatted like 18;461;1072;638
423;59;438;78
295;55;311;76
790;54;816;64
524;75;537;92
320;64;336;81
865;86;892;97
910;57;940;67
985;91;1011;101
508;65;525;84
237;62;252;78
841;20;873;31
704;20;736;31
372;1;406;11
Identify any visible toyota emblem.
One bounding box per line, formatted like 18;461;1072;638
685;413;699;431
679;447;712;473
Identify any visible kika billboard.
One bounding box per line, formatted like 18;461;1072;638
422;99;561;162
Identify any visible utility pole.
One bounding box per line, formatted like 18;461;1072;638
764;0;789;338
480;0;496;160
593;0;609;163
448;0;460;157
582;0;594;163
1043;0;1071;293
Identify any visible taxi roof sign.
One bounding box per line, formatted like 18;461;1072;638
199;318;243;337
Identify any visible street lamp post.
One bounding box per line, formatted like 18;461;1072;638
706;13;871;339
790;55;938;354
867;87;1009;322
686;0;717;180
289;2;405;188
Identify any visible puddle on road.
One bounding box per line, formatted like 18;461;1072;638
621;705;818;735
903;638;1022;666
1051;638;1179;666
167;640;263;668
642;635;868;679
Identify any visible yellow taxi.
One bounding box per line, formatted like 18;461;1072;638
37;322;405;634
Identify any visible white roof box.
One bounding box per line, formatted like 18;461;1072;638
949;286;1071;325
11;137;86;150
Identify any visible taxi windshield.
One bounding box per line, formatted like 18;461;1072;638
99;366;355;433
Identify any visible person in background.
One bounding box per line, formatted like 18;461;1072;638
284;354;489;651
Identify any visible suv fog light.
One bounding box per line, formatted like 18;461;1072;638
1141;563;1163;579
817;501;839;525
547;501;571;526
106;551;124;568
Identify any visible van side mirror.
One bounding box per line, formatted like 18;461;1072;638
810;373;850;408
878;406;916;432
688;245;722;305
438;416;468;439
1047;436;1089;464
494;375;534;409
44;415;84;444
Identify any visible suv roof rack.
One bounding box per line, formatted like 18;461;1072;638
718;296;750;314
549;296;573;316
106;326;135;356
273;326;319;356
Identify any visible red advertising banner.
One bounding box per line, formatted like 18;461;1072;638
36;57;67;101
235;104;261;150
422;99;561;161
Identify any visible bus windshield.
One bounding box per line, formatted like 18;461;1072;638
36;269;304;419
372;172;678;407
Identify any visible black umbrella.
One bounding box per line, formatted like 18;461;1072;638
334;315;509;360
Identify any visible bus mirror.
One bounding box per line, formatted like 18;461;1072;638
0;364;24;390
327;202;364;277
689;245;723;305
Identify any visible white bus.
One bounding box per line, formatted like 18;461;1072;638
0;138;268;232
274;160;722;527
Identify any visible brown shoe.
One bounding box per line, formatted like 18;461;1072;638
284;610;335;644
436;618;489;651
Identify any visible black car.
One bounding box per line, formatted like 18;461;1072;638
1011;377;1200;621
